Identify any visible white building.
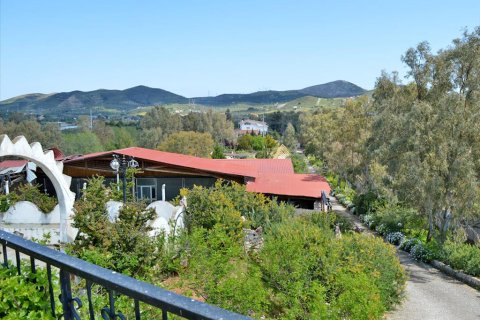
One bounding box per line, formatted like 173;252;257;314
239;119;268;134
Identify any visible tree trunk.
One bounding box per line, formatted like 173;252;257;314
427;209;434;242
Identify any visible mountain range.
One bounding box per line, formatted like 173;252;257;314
0;80;367;115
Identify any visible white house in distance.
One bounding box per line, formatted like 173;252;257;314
239;119;268;135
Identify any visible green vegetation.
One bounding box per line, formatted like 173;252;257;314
0;178;397;319
441;240;480;276
1;176;405;319
236;134;278;158
282;122;297;150
0;183;57;213
290;153;308;173
211;144;226;159
299;28;480;277
158;131;214;158
0;261;57;319
70;176;163;278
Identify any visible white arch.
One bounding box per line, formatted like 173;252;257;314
0;134;77;243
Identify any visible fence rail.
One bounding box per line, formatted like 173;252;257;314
0;230;250;320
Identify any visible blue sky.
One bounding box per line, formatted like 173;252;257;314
1;0;479;100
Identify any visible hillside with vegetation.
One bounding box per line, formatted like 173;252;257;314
0;80;366;118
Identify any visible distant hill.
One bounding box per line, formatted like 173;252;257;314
300;80;366;98
0;86;188;116
0;81;367;115
193;90;305;105
194;80;366;106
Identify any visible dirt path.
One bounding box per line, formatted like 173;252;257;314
330;197;480;320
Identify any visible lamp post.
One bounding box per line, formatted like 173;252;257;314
110;154;139;203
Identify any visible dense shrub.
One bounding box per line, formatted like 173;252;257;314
181;180;294;233
0;262;58;319
290;154;308;173
70;176;167;278
258;220;332;318
69;176;405;319
361;213;379;229
258;219;405;319
374;205;422;235
442;240;480;276
181;225;269;317
353;191;385;216
307;211;354;233
399;238;421;253
0;183;57;213
386;232;405;245
410;243;434;262
0;194;9;212
338;234;406;309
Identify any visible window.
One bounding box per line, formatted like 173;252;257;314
135;178;157;202
137;185;156;201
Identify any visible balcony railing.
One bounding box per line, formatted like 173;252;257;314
0;230;250;320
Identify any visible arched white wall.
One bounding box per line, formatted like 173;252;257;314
0;134;77;243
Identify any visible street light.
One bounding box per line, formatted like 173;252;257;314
110;154;139;203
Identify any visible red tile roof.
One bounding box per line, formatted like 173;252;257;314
246;174;330;199
64;147;330;199
214;158;294;174
64;147;259;178
0;160;28;168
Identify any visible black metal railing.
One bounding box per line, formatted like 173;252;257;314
0;230;250;320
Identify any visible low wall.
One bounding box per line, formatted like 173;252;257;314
0;201;61;244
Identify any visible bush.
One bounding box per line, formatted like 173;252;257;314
353;191;384;216
258;220;332;318
442;240;480;276
70;176;167;279
386;232;405;245
399;238;421;253
306;211;354;233
375;205;421;234
362;214;380;229
338;234;406;309
258;219;405;319
0;183;57;213
181;225;269;317
410;243;434;262
290;154;308;173
0;194;9;212
181;180;294;233
0;262;58;319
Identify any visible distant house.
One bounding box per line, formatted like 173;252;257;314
239;119;268;135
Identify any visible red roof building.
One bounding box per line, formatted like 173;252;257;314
63;147;330;209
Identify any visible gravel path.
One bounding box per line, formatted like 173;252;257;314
387;250;480;320
330;198;480;320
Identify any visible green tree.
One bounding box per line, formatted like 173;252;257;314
61;131;104;155
108;127;135;149
77;115;92;131
366;27;480;243
283;122;298;150
93;120;115;147
299;96;370;181
237;134;253;150
42;122;63;149
158;131;214;157
141;106;182;134
212;144;226;159
139;127;164;149
225;108;232;121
